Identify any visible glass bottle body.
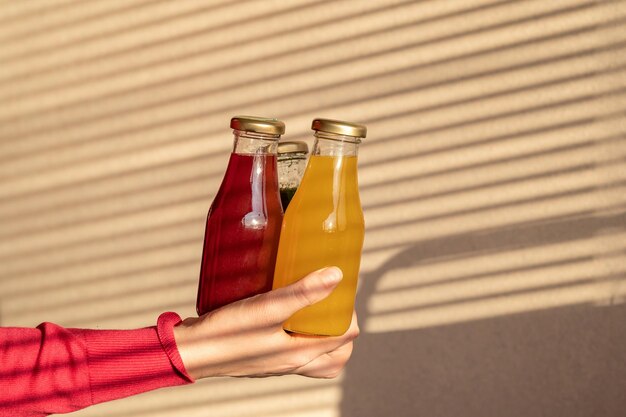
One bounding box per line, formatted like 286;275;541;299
196;130;283;315
273;131;365;336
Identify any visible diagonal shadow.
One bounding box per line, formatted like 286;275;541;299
341;207;626;417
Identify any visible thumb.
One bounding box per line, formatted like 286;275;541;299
261;267;343;324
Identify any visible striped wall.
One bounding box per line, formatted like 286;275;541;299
1;1;625;416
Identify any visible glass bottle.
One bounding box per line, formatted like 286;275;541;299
277;141;309;210
196;116;285;315
272;118;366;336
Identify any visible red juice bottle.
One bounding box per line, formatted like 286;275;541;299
196;116;285;315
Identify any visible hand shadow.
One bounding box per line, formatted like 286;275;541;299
341;210;626;417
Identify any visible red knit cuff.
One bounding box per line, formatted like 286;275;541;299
78;315;193;406
157;312;194;383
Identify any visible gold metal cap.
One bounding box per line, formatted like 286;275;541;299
230;115;285;135
278;141;309;154
311;118;367;138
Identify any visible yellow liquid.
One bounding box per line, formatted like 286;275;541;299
272;155;364;336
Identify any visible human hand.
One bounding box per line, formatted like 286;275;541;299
173;267;359;380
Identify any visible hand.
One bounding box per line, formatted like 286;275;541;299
173;267;359;380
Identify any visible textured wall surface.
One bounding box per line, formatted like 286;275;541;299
1;1;625;416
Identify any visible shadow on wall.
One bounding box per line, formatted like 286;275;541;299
342;210;626;417
1;1;625;416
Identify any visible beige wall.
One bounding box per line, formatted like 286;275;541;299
1;1;625;416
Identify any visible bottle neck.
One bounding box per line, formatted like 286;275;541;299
312;131;361;157
233;129;280;155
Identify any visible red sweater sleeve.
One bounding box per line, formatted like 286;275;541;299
0;312;194;417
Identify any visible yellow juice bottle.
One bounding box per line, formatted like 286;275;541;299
273;118;366;336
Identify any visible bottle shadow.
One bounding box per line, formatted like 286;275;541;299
341;210;626;417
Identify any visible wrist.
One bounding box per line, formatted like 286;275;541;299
157;312;196;382
172;317;203;380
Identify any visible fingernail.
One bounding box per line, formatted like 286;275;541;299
320;267;343;287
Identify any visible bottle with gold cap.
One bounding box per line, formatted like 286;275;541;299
273;118;366;336
277;141;309;210
196;116;285;315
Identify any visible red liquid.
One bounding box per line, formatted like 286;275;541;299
196;153;283;315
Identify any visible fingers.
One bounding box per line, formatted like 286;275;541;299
291;310;359;353
296;342;354;378
284;310;358;379
252;267;343;325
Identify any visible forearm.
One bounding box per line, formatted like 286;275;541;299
0;313;193;417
